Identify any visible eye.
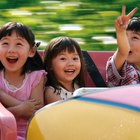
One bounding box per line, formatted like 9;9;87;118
73;56;80;61
1;42;9;47
17;42;23;46
133;36;138;39
132;36;139;40
60;57;66;60
2;42;8;45
73;57;78;60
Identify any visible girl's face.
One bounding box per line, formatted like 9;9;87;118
0;32;35;73
51;49;81;85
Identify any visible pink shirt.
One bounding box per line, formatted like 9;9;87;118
106;56;140;87
0;70;47;140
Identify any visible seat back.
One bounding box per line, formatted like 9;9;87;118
84;51;113;87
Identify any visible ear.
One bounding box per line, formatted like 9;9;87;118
28;47;36;58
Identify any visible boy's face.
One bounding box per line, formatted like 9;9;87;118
127;30;140;67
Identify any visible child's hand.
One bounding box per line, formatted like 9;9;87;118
20;99;42;118
114;5;138;32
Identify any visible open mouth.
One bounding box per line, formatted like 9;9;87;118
64;69;75;74
7;58;18;63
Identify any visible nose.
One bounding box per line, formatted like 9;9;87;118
127;36;133;46
67;59;74;66
7;45;16;53
128;40;133;50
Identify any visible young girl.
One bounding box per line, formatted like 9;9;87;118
106;6;139;87
44;36;85;104
0;22;47;140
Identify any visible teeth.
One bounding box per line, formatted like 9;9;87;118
7;57;18;59
65;70;74;72
7;58;18;60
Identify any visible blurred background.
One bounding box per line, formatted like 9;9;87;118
0;0;139;51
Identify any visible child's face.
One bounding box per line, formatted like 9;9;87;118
127;30;140;66
0;32;34;73
51;49;81;85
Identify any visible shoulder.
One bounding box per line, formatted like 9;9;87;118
45;86;61;104
28;70;47;77
27;70;47;87
45;86;55;93
27;70;47;81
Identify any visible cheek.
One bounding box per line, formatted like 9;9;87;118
51;62;63;75
133;46;140;52
0;50;5;59
52;66;62;79
130;40;140;49
76;62;81;71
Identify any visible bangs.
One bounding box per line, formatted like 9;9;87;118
0;23;24;39
57;43;76;53
51;37;78;57
0;29;26;40
0;22;35;47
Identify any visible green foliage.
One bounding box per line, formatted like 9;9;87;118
0;0;139;51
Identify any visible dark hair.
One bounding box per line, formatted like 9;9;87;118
44;36;85;90
0;22;44;74
127;17;140;32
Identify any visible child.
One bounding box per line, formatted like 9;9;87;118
0;22;47;140
106;6;139;87
44;36;85;104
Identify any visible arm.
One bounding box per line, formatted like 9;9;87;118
30;75;45;108
0;89;40;118
113;6;138;71
7;99;41;118
8;75;46;119
0;89;21;107
44;87;62;104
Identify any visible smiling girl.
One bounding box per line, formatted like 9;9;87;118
0;22;47;140
44;36;85;104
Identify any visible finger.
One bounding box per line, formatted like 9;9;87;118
122;5;126;16
127;7;138;19
29;99;40;103
35;104;42;110
28;99;36;102
34;100;41;105
117;16;123;25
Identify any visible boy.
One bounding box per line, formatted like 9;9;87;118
106;6;139;86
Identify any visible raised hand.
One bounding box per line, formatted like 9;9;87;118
114;5;138;32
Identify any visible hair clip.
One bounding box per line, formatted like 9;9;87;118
35;42;41;48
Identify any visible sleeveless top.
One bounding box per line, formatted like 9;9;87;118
47;83;79;100
0;70;47;140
